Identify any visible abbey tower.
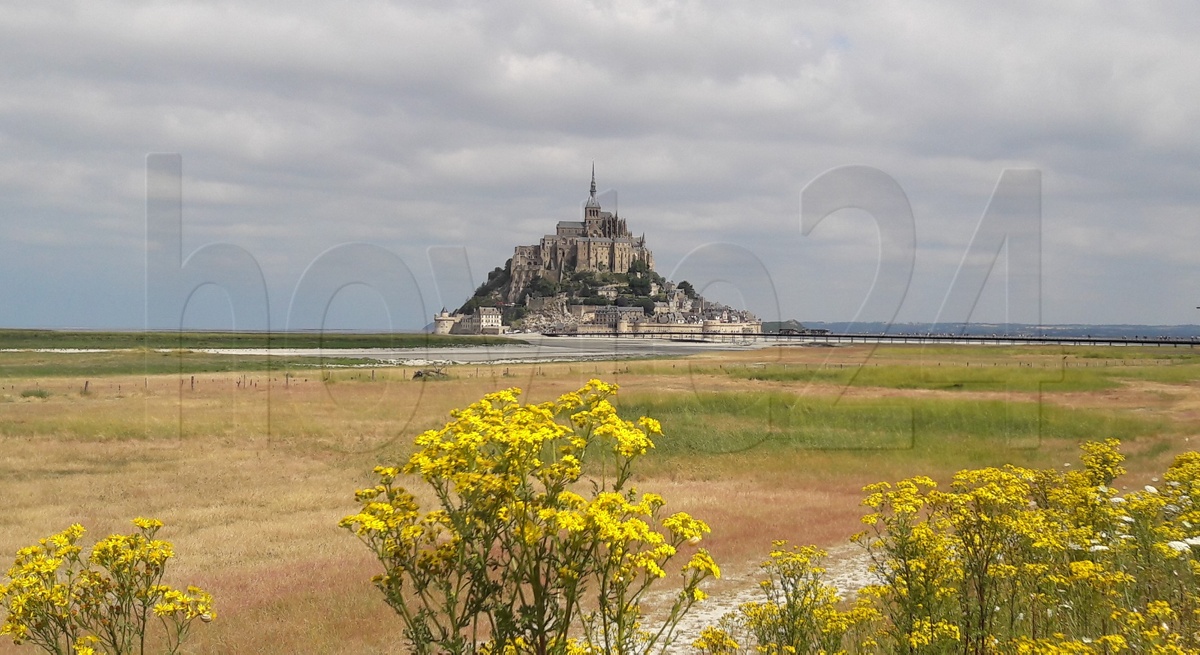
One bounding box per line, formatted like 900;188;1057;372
507;167;654;302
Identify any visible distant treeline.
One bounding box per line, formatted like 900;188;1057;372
0;330;524;350
797;322;1200;339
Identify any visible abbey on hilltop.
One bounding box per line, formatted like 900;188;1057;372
435;168;760;337
507;165;654;303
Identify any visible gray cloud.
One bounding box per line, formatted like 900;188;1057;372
1;1;1197;328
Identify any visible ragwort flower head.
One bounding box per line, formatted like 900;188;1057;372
343;379;714;655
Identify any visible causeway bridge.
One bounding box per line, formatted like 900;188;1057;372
539;331;1200;348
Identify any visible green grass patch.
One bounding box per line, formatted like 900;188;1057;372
726;363;1117;393
866;345;1200;361
723;347;1200;390
1067;347;1200;360
617;391;1169;461
0;329;523;350
1093;363;1200;385
0;350;381;378
19;388;50;399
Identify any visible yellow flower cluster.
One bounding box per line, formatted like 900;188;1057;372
848;440;1200;652
152;586;215;622
702;542;878;655
693;625;741;654
341;380;717;655
0;524;85;646
0;519;213;655
698;439;1200;654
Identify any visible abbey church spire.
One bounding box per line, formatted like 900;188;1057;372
585;162;601;216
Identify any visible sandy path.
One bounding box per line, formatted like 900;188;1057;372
657;543;875;653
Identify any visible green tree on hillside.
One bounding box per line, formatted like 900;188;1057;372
626;260;662;297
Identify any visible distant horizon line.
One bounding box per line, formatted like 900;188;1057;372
3;321;1200;334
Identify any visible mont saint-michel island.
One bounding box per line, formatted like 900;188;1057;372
433;168;762;338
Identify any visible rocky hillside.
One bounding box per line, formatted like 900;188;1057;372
457;259;697;328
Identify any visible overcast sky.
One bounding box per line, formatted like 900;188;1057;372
2;1;1198;331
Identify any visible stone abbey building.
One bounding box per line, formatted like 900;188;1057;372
435;167;761;337
506;168;654;302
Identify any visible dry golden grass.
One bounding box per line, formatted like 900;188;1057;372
1;346;1198;653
